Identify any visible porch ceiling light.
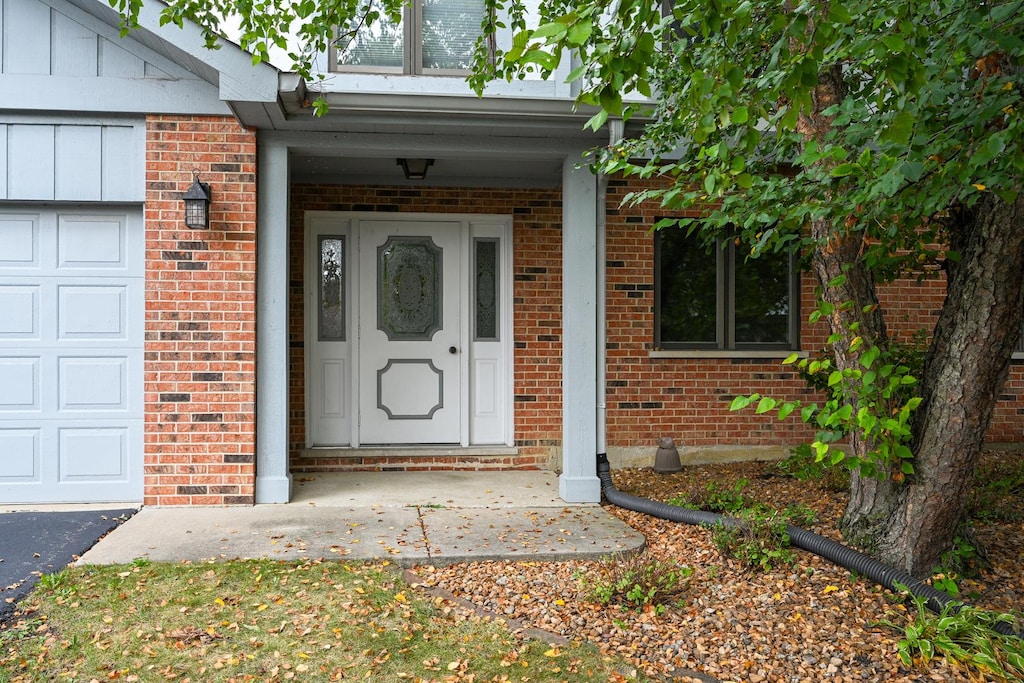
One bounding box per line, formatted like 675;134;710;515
397;158;434;180
183;170;211;229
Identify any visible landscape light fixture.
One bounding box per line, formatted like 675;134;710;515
183;170;211;229
397;158;434;180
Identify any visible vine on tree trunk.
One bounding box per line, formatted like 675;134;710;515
731;297;922;482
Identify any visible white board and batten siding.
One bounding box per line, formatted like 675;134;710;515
0;0;266;503
0;0;156;78
0;0;232;115
0;118;145;203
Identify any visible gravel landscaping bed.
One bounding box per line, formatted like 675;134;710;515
413;453;1024;682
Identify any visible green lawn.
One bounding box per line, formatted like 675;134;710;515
0;559;641;682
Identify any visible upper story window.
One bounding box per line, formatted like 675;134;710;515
655;227;799;351
333;0;488;75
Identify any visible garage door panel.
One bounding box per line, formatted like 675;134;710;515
58;285;127;340
0;421;140;502
59;427;128;481
59;357;128;411
0;206;141;503
0;215;38;266
57;215;125;269
0;285;39;338
0;357;39;410
0;428;41;481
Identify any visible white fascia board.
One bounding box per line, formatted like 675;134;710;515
313;72;572;100
116;0;280;103
263;129;600;159
0;75;230;116
295;91;602;131
322;91;590;117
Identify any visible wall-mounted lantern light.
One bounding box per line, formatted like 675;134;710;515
397;158;434;180
183;170;211;229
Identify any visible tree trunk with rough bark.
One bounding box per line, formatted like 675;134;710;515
797;62;1024;575
796;63;904;561
840;193;1024;575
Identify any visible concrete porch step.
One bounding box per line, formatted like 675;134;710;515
297;446;548;472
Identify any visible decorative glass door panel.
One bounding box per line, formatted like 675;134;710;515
319;236;345;341
378;237;442;340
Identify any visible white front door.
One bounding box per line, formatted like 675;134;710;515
305;212;512;449
358;220;462;444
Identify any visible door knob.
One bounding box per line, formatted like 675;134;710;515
449;346;458;354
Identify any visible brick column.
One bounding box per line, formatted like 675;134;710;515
143;115;258;505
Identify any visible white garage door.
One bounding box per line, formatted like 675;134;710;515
0;208;143;503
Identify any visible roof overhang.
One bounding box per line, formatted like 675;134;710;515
68;0;650;188
247;75;606;137
73;0;281;120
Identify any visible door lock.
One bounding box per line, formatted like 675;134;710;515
449;346;458;354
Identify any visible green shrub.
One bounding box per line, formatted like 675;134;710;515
711;505;817;572
929;534;986;598
776;443;850;492
882;596;1024;680
37;569;75;597
783;503;818;528
587;551;692;614
668;478;749;513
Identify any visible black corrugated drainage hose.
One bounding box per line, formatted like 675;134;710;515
596;453;1020;638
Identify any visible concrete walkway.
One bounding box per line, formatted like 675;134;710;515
78;471;645;567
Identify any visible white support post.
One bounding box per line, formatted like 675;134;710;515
255;141;292;503
559;157;601;503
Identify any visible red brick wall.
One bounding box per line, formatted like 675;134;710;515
143;115;257;505
135;124;1022;501
876;274;1024;444
604;175;1024;450
605;175;1024;451
994;362;1024;443
863;279;1023;444
285;179;1024;475
603;177;822;453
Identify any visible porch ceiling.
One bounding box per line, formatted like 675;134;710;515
290;153;565;188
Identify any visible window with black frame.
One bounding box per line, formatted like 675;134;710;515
655;227;799;351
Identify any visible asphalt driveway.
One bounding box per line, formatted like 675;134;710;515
0;508;136;623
